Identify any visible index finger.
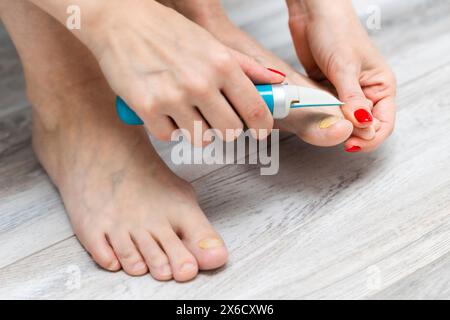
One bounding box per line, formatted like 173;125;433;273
222;69;274;139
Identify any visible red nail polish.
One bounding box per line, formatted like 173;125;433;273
345;146;361;153
267;68;286;77
354;109;373;123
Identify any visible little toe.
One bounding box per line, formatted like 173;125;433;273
79;230;120;271
155;229;198;282
108;231;148;276
132;230;173;281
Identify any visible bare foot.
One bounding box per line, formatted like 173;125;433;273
31;79;228;282
2;0;227;282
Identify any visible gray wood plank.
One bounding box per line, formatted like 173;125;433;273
0;22;28;117
371;252;450;300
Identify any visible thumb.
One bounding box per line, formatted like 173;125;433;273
329;62;374;128
230;49;285;84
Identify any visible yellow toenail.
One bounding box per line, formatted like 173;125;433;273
319;116;340;129
180;262;196;273
198;238;224;249
108;260;120;271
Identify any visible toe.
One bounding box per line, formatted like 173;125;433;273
154;228;198;282
175;214;228;271
132;230;173;281
276;108;353;147
108;230;148;276
294;112;353;147
77;229;120;271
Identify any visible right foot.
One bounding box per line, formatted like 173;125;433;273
30;75;227;282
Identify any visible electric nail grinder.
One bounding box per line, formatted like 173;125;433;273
116;84;343;125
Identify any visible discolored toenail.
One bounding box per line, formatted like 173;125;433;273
108;259;120;271
198;238;224;249
319;116;340;129
180;262;196;273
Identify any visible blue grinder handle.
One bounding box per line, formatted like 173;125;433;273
116;84;275;125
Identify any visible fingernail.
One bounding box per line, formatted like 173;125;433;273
159;264;172;276
198;238;224;249
354;109;373;123
319;116;340;129
132;261;147;272
180;262;196;273
267;68;286;77
345;145;361;153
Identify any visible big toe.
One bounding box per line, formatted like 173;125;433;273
174;209;228;270
277;109;353;147
187;233;228;271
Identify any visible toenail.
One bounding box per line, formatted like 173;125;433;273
108;260;120;271
354;109;373;123
132;261;147;272
159;264;172;276
319;116;340;129
198;238;224;249
180;262;196;273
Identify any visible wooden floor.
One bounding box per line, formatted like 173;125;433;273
1;0;450;299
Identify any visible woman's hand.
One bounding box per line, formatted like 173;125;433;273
287;0;397;152
29;0;284;145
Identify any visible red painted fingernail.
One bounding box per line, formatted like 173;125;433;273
345;146;361;153
354;109;373;123
267;68;286;77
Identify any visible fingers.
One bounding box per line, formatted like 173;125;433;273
222;68;274;139
124;49;275;142
345;121;392;153
230;49;285;84
170;107;211;147
327;58;374;129
345;96;396;153
145;114;178;142
196;92;244;141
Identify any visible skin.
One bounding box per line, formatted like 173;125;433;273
287;0;397;152
0;0;228;282
29;0;286;143
162;0;396;152
0;0;395;283
160;0;354;147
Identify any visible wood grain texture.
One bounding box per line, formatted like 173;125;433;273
0;0;449;299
